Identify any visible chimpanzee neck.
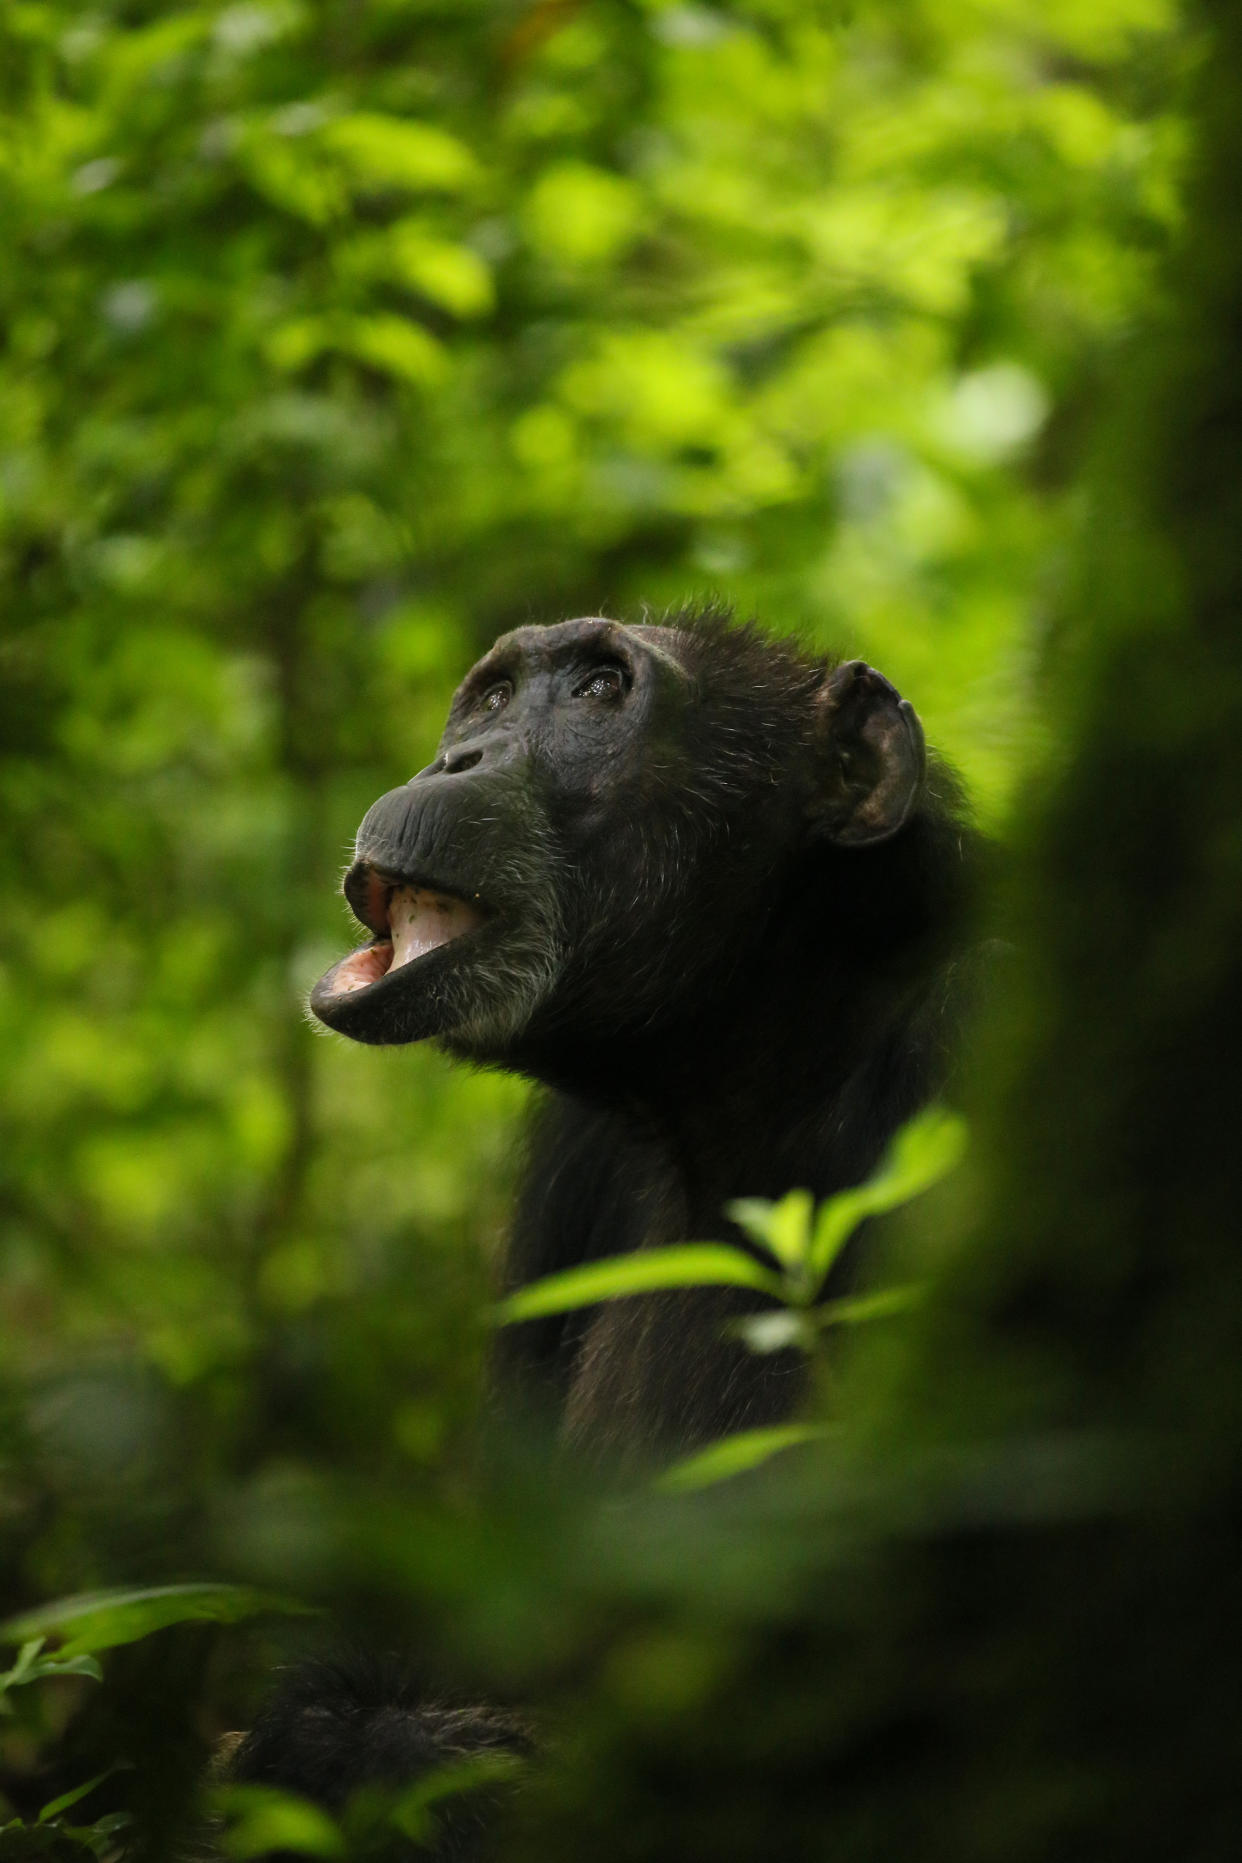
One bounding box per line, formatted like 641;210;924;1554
635;950;944;1222
534;823;968;1222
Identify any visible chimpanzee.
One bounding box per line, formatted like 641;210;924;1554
224;606;975;1854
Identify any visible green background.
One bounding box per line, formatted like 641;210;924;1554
0;1;1197;1849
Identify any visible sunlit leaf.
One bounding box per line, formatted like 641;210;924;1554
813;1284;926;1328
809;1107;967;1285
383;228;494;318
319;114;478;194
495;1246;786;1324
214;1785;345;1859
657;1424;832;1493
728;1189;814;1272
267;314;446;385
523;162;642;266
340;315;446;386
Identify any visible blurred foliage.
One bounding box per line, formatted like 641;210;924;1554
0;0;1202;1852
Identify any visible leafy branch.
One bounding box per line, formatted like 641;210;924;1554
495;1106;965;1330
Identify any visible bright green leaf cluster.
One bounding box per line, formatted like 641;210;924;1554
497;1106;965;1328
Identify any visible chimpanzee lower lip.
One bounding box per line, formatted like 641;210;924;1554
309;932;481;1025
310;886;490;1017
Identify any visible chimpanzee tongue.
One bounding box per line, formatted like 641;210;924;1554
389;885;482;970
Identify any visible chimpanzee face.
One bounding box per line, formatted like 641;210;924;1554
309;616;924;1062
311;618;697;1055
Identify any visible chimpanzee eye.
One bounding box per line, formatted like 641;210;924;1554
573;664;627;703
480;681;512;713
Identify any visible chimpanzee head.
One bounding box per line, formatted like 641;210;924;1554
309;613;925;1067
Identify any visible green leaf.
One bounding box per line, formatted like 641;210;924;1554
78;1812;131;1847
522;162;643;266
384;229;494;318
814;1284;926;1328
728;1189;815;1273
0;1640;100;1707
37;1767;120;1825
0;1640;46;1694
33;1655;105;1685
340;314;446;387
809;1107;967;1286
657;1424;833;1493
319;115;478;195
0;1585;315;1659
215;1785;345;1859
267;313;447;386
385;1750;523;1842
495;1245;786;1324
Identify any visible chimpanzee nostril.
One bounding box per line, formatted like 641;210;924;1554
443;747;484;775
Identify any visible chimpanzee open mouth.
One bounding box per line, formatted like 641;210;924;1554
312;868;488;1009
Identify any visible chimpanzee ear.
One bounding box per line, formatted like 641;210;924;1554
811;660;926;847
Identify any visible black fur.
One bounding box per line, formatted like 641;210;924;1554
225;609;975;1855
222;1656;528;1861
